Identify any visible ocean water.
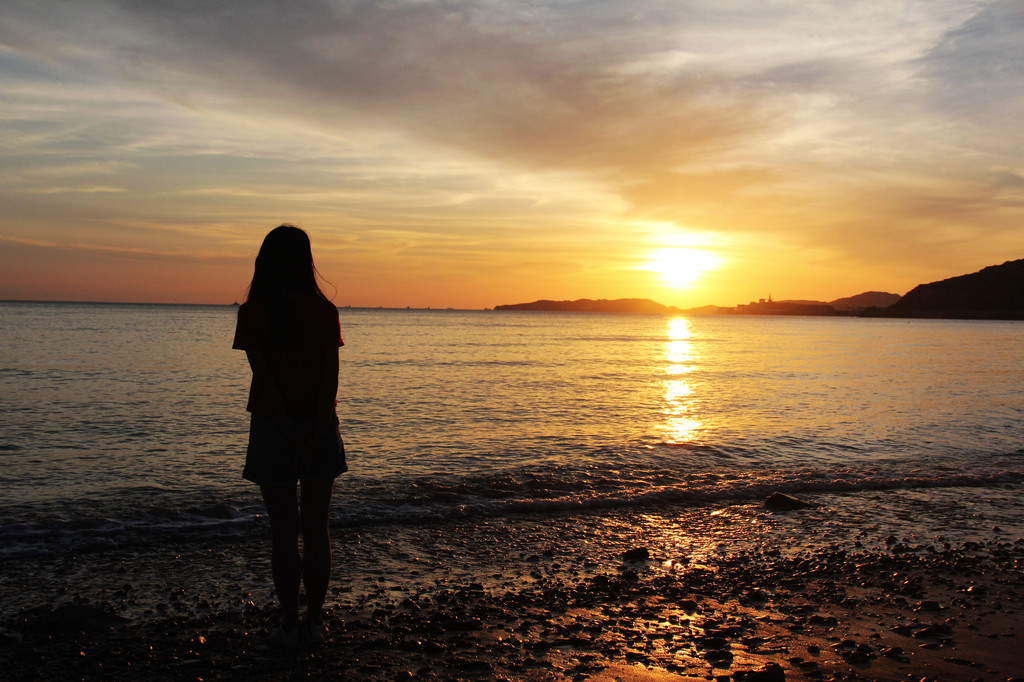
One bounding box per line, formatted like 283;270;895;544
1;301;1022;561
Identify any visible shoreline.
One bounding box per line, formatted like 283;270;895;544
3;504;1022;681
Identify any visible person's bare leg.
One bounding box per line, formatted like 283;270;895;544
260;484;301;629
299;477;334;624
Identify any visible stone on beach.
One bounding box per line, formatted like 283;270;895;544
733;662;786;681
21;604;128;632
620;547;651;562
764;492;815;511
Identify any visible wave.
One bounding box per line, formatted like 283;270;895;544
0;503;262;561
333;465;1024;525
1;463;1021;561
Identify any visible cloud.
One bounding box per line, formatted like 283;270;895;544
918;0;1024;125
1;0;1022;304
4;2;773;166
6;2;1014;169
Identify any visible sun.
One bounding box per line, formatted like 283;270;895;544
645;247;719;289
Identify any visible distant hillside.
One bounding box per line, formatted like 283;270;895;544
887;259;1024;319
495;261;1024;319
682;305;730;315
495;298;678;314
742;293;901;311
830;291;901;311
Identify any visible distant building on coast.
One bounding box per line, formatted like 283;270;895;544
732;295;837;316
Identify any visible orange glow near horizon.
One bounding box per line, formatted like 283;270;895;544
1;4;1019;308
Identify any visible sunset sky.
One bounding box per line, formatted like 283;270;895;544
1;1;1022;309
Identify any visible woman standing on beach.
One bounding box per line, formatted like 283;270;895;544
232;225;346;648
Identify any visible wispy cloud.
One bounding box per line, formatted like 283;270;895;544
1;0;1022;305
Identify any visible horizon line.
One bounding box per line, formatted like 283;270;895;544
0;298;498;311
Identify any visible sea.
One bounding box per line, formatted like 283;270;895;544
1;301;1022;564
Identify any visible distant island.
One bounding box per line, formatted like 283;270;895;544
495;258;1024;320
494;298;682;314
493;295;891;316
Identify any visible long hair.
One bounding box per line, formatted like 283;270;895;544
245;224;330;346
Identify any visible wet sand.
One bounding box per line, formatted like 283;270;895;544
2;507;1023;680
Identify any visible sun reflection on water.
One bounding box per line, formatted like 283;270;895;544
662;317;702;443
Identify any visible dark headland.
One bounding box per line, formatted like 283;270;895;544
872;258;1024;319
496;258;1024;320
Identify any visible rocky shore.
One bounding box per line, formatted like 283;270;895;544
3;507;1022;681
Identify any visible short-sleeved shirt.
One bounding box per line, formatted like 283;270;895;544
232;296;343;417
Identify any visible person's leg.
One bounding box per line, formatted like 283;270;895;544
298;477;335;624
260;484;301;630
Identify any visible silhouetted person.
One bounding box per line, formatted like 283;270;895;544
232;224;346;648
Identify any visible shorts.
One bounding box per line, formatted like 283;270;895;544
243;413;347;485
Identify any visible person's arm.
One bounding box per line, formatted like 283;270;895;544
312;345;340;438
295;346;339;473
245;348;301;446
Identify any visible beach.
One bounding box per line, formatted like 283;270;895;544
3;495;1023;681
